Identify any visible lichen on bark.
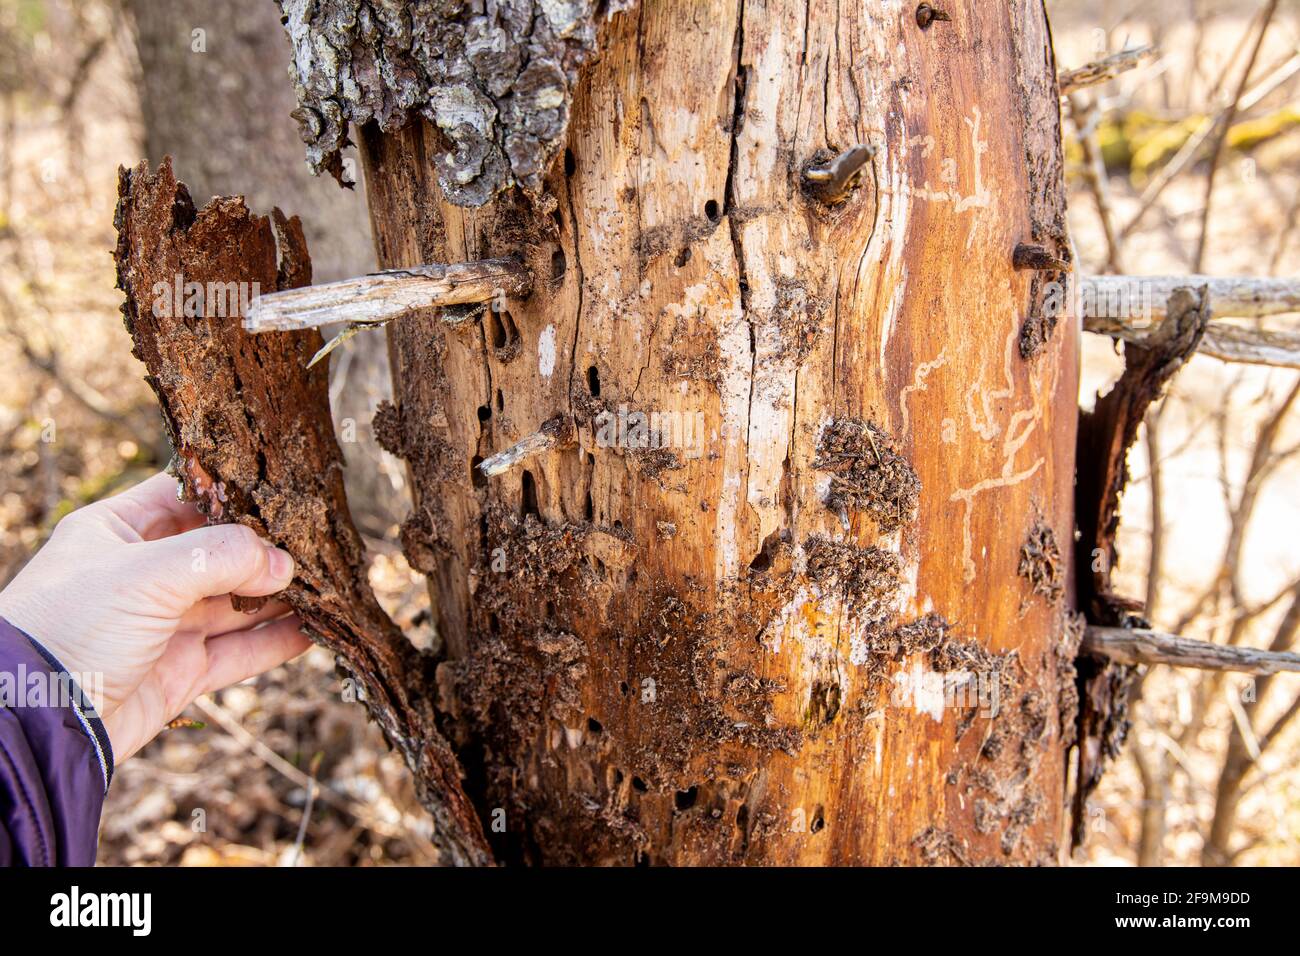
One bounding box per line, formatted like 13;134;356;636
276;0;632;205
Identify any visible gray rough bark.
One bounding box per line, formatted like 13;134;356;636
275;0;631;205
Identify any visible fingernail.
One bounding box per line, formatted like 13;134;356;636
267;547;294;583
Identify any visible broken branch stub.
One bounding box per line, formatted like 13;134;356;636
242;258;532;333
1080;275;1300;323
478;416;575;478
114;158;491;866
1057;46;1155;96
1084;626;1300;676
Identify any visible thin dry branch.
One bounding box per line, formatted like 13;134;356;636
1068;95;1126;272
1192;0;1280;272
1058;45;1156;95
1084;626;1300;675
1081;276;1300;369
242;258;532;332
1120;48;1300;241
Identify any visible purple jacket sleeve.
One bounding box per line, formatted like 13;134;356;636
0;619;113;866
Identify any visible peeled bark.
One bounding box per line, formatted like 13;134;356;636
344;0;1080;865
113;158;491;866
125;0;404;539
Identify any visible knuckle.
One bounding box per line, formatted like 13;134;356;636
52;504;96;535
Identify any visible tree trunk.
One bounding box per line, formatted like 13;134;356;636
342;0;1079;865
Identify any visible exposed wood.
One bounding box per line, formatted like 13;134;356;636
1084;626;1300;675
357;0;1078;865
113;158;491;866
1057;46;1155;95
243;259;532;333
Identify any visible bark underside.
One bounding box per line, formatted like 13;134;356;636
113;158;490;865
1071;285;1209;847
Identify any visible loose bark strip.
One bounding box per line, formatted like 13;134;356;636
1084;626;1300;675
114;158;491;866
1072;284;1210;847
242;259;532;333
1057;46;1155;95
354;0;1078;865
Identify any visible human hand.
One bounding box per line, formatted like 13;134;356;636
0;472;311;762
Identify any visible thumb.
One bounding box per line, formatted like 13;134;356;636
133;523;296;605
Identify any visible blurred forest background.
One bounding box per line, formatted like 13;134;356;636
0;0;1297;865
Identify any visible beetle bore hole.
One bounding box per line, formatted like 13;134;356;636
487;309;521;352
521;469;540;518
587;365;601;396
674;787;698;811
551;248;567;280
705;199;720;222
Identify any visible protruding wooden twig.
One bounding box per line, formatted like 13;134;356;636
1080;276;1300;369
1012;242;1071;272
802;144;875;206
478;416;574;478
1083;626;1300;676
1057;45;1155;95
242;258;532;333
914;4;951;29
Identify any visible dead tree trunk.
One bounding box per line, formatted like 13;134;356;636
266;0;1083;865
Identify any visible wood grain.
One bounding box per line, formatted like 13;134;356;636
363;0;1077;865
